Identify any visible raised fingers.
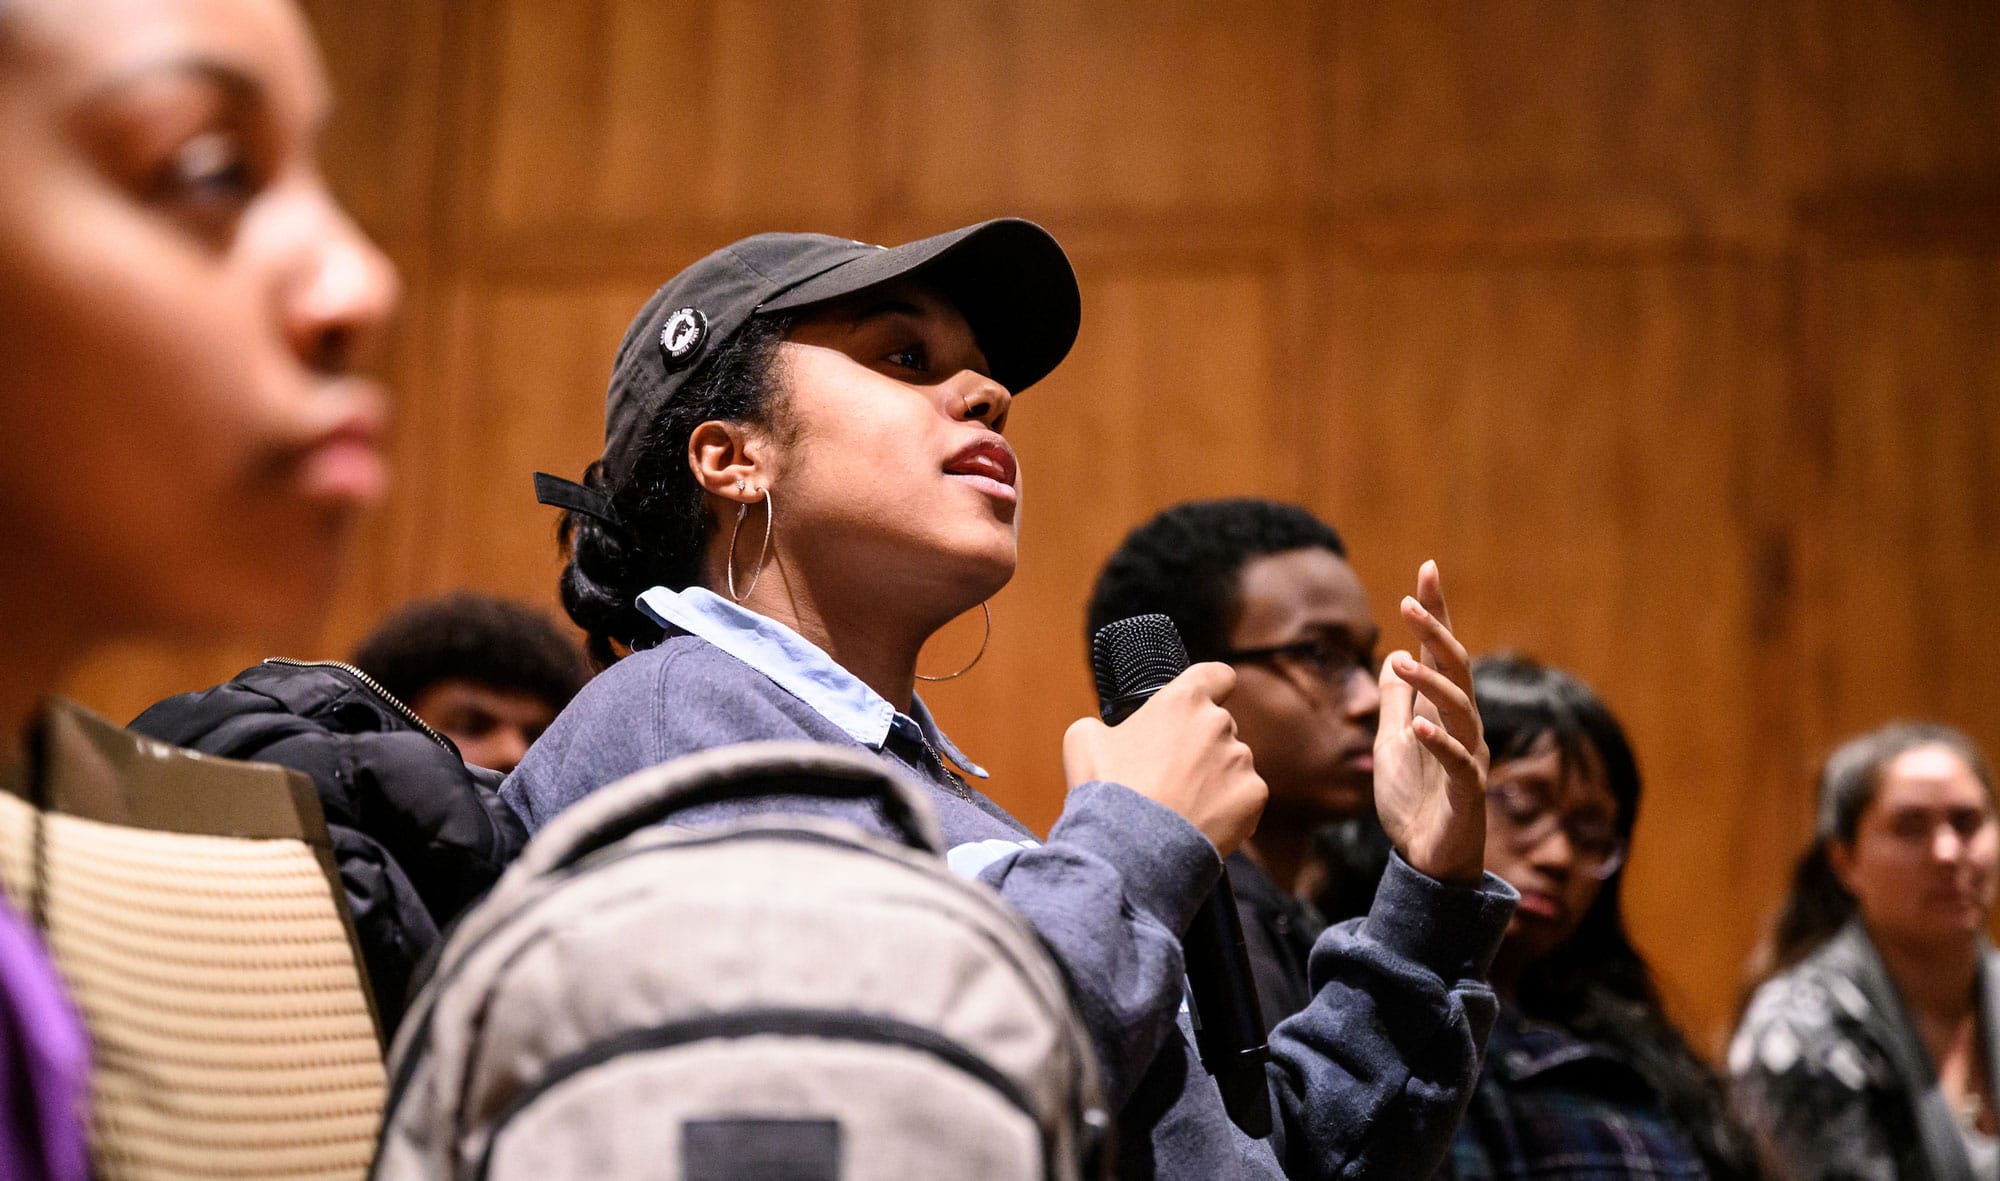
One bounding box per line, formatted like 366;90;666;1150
1410;713;1485;798
1377;649;1416;735
1389;651;1480;748
1401;589;1472;691
1415;559;1452;631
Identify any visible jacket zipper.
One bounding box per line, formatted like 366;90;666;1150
260;657;454;751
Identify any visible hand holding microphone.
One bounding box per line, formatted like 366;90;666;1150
1060;658;1265;858
1070;614;1274;1138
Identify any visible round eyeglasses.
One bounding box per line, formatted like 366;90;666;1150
1484;779;1628;880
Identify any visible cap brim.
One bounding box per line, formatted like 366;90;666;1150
758;218;1081;394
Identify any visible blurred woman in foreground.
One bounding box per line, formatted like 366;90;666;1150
0;0;396;1173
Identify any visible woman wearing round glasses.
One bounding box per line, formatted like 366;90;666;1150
1444;656;1757;1179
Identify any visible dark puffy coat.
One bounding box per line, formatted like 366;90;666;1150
129;659;528;1035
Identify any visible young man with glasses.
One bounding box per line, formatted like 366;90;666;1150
1088;498;1402;1028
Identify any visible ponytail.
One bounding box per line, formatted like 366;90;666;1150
556;460;660;667
556;314;793;665
1740;841;1857;1001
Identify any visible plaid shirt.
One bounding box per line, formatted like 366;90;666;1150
1446;1008;1709;1180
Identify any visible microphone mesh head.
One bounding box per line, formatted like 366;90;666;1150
1091;614;1191;719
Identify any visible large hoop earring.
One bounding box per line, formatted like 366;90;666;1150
725;487;774;603
916;601;992;682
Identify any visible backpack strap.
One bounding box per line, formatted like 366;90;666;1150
515;742;946;879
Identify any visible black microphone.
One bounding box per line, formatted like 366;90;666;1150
1091;614;1273;1139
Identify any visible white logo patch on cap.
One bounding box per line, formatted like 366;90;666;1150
658;307;708;371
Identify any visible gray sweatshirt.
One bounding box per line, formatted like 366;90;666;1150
502;591;1515;1179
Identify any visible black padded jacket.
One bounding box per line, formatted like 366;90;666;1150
129;659;528;1036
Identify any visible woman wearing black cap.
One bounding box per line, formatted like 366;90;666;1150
509;221;1515;1179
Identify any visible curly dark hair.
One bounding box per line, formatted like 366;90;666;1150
1085;498;1347;664
1476;654;1759;1180
556;314;794;666
350;593;590;714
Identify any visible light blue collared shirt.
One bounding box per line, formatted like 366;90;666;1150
634;585;989;780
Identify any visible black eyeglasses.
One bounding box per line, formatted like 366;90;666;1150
1223;633;1377;687
1485;780;1628;880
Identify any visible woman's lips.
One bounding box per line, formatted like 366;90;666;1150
295;389;390;508
1514;891;1565;923
944;438;1018;503
950;473;1017;503
299;434;389;507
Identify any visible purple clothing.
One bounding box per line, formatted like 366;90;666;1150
0;891;89;1181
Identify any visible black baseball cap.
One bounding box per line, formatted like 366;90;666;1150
591;218;1080;486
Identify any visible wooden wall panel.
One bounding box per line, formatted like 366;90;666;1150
1795;0;2000;182
1806;254;2000;748
900;0;1316;220
55;0;2000;1054
1324;3;1781;209
485;0;891;231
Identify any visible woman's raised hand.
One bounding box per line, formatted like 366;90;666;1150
1373;561;1490;884
1062;663;1268;857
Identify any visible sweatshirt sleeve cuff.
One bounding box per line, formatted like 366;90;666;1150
1047;779;1222;938
1362;851;1519;983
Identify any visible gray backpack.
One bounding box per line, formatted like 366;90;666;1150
371;742;1108;1180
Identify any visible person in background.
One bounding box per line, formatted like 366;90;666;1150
351;592;590;773
1732;722;1999;1180
1447;655;1756;1180
0;0;397;1173
1086;497;1390;1030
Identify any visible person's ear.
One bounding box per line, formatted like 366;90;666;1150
689;420;773;505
